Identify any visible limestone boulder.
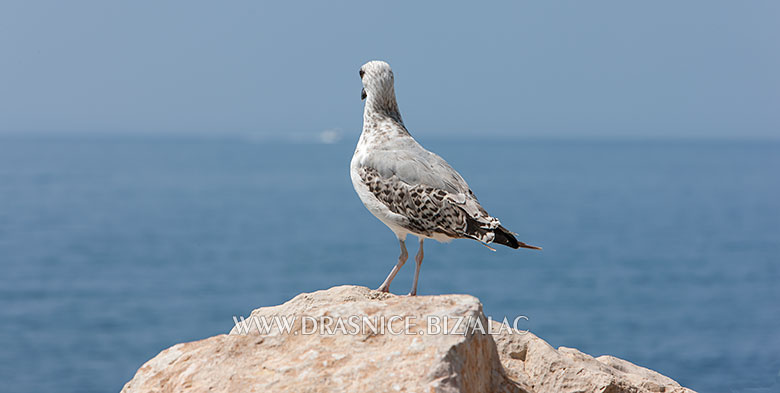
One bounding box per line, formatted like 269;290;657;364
122;285;696;393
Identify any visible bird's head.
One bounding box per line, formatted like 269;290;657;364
359;60;395;102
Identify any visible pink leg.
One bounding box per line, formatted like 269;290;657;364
409;238;424;296
377;239;408;292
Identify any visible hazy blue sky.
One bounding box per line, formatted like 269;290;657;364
1;1;778;138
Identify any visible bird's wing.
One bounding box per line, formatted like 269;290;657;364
357;145;501;242
360;138;472;191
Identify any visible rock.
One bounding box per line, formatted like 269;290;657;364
491;320;696;393
122;285;696;393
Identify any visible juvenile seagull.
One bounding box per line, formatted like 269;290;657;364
350;60;540;296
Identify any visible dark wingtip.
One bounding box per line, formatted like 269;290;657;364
494;226;541;251
491;226;518;249
466;220;541;251
518;242;542;250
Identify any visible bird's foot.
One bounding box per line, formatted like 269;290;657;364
376;285;390;293
406;291;417;296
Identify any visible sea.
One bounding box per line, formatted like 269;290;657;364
0;134;777;393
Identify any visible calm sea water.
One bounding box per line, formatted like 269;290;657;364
0;135;777;393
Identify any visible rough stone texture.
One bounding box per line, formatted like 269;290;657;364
122;286;696;393
490;320;695;393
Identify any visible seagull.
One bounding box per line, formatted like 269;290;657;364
350;60;541;296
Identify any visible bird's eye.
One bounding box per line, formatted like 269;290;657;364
359;69;365;79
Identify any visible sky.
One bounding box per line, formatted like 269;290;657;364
1;1;778;139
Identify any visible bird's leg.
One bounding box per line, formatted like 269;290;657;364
409;238;424;296
377;239;408;293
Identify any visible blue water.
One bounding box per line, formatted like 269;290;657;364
0;135;777;393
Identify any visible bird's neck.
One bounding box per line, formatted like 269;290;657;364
364;90;404;127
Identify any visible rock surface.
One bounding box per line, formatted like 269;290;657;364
122;286;696;393
492;320;695;393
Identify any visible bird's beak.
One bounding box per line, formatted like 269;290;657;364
361;88;367;101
